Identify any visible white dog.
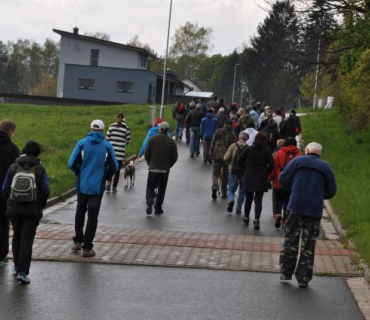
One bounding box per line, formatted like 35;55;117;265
124;161;135;189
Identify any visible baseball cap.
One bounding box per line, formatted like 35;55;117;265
159;122;169;130
90;119;105;130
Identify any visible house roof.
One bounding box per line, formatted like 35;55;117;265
185;91;214;98
53;28;156;59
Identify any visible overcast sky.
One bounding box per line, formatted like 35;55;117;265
0;0;268;56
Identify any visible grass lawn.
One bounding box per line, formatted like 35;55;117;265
301;109;370;265
0;103;175;197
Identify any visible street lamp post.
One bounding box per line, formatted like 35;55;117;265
160;0;173;120
231;63;240;104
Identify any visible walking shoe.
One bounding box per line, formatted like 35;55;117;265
17;272;30;284
298;281;309;288
82;249;96;258
105;181;111;192
254;220;260;230
146;199;154;215
190;153;194;158
112;186;118;193
235;210;242;215
155;208;164;215
243;217;250;226
71;242;82;251
227;201;234;213
280;274;292;281
212;188;217;200
275;215;282;229
11;267;17;276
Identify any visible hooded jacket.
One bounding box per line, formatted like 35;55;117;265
2;155;50;218
200;113;219;141
279;154;337;218
243;127;258;146
68;131;118;195
269;145;301;189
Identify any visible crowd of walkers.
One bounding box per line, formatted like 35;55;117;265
0;100;337;288
172;98;305;231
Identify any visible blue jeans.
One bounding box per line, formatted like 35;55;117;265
190;127;200;155
175;119;183;140
227;173;245;212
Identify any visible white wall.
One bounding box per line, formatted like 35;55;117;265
56;34;146;97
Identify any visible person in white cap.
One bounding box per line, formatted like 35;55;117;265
144;122;178;215
68;119;118;257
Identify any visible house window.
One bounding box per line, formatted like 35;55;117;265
117;81;134;93
141;57;146;68
90;49;99;66
78;78;95;90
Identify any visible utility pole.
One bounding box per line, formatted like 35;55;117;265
231;63;240;104
313;18;322;111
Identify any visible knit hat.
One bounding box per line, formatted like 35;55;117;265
90;119;104;130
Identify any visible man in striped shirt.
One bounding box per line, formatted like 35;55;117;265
106;112;131;193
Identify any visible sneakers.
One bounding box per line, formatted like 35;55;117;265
298;281;309;288
71;242;82;251
155;208;164;215
227;201;234;213
235;210;242;215
243;217;250;226
146;199;154;215
105;181;111;192
280;274;292;281
82;249;96;258
17;271;30;284
11;267;17;276
254;220;260;230
275;215;282;229
112;186;117;193
211;188;217;200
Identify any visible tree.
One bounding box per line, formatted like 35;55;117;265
127;35;156;56
0;41;9;92
29;75;57;96
84;32;111;41
169;21;213;80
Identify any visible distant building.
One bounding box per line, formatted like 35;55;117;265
54;27;157;104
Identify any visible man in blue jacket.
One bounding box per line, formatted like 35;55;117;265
279;142;336;287
68;120;118;257
200;109;219;165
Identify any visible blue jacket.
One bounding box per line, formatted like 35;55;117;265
200;113;219;141
68;131;118;195
279;154;337;218
139;125;171;157
249;109;259;129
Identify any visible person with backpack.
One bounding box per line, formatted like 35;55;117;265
2;141;50;284
223;132;248;214
269;137;301;229
172;101;186;141
237;132;274;230
200;109;219;165
0;120;19;266
262;119;280;153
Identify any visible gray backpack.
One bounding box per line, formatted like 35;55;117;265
10;164;39;202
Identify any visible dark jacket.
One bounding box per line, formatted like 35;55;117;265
0;131;19;208
262;125;280;152
280;115;301;138
2;155;50;218
238;141;274;192
186;110;204;128
145;132;178;171
200;113;219;141
216;113;229;128
279;154;336;218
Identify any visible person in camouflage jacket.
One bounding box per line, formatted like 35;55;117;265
237;112;255;133
210;120;236;200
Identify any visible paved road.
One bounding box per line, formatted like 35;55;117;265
44;140;282;237
0;261;364;320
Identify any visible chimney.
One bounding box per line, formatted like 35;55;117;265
73;27;79;35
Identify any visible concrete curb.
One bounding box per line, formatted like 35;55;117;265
45;153;138;209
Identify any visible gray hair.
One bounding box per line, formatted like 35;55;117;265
196;103;202;110
305;142;322;156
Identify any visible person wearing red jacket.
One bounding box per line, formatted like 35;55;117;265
269;137;301;229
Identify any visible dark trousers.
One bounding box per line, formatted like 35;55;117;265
212;159;228;196
280;213;321;283
107;160;123;187
73;192;103;250
0;200;9;261
10;216;40;275
244;191;264;220
272;188;291;221
146;171;169;210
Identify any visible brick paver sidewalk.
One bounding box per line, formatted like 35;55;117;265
18;223;361;276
